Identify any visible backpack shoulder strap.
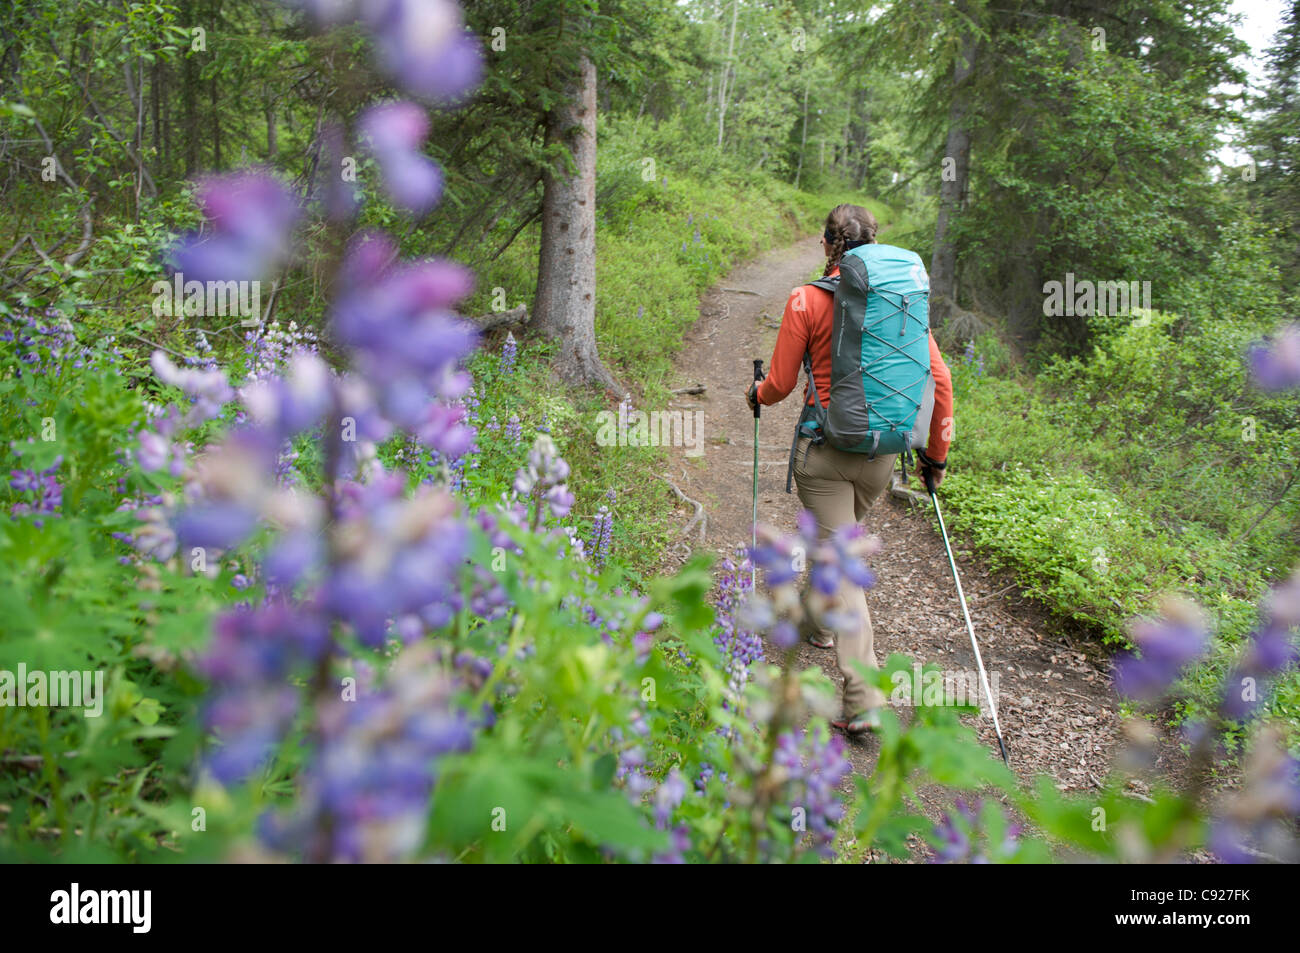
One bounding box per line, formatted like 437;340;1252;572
807;277;839;294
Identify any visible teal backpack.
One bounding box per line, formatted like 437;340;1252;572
785;242;935;493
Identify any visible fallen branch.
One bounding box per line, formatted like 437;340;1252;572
470;304;530;332
723;287;761;295
660;474;706;542
969;583;1021;604
671;384;706;395
121;332;187;359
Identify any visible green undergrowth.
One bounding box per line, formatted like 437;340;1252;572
939;310;1300;748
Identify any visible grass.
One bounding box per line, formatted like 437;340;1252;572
938;330;1300;749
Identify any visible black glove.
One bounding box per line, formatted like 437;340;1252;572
916;447;947;490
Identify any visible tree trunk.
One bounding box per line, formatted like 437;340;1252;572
210;73;221;169
929;21;978;332
533;51;616;392
716;0;739;149
181;0;199;176
794;73;810;189
151;58;162;174
265;98;277;161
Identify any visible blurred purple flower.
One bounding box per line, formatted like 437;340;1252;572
175;502;259;551
359;100;442;215
1248;324;1300;391
1221;571;1300;720
9;469;38;492
136;431;172;473
358;1;484;104
1114;604;1208;701
168;171;300;283
319;121;361;221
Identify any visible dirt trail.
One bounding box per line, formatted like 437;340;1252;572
661;234;1158;850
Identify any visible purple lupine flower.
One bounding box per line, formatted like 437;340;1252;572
749;516;813;588
500;331;518;375
588;505;613;570
131;506;178;561
9;469;39;492
1113;601;1209;701
263;531;321;590
359;100;442;215
653;768;687;830
770;620;799;649
932;799;976;862
1221;571;1300;720
240;350;332;444
317;479;469;646
358;0;484;104
616;745;653;799
259;644;474;862
149;351;234;430
1248;324;1300;391
174;501;260;551
168;171;300;283
330;234;478;441
773;727;852;859
1208;727;1300;864
38;474;62;511
544;484;574;519
504;414;522;443
652;825;691;864
135;431;172;473
930;797;1019;863
509;435;574;527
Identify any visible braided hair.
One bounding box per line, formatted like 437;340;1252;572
822;203;879;277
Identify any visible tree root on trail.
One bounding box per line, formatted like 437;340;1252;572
660;474;706;542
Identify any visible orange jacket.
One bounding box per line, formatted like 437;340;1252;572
756;266;953;462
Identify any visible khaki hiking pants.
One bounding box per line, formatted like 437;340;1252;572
791;435;896;716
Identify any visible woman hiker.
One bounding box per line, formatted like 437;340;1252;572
746;203;954;735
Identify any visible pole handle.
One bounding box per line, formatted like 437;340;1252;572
752;359;764;419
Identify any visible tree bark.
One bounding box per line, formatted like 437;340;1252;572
265;98;276;161
532;51;616;392
151;58;162;174
716;0;739;150
794;72;811;189
929;18;979;332
181;0;199;176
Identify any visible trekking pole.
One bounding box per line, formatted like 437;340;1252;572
751;359;763;593
921;466;1011;767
